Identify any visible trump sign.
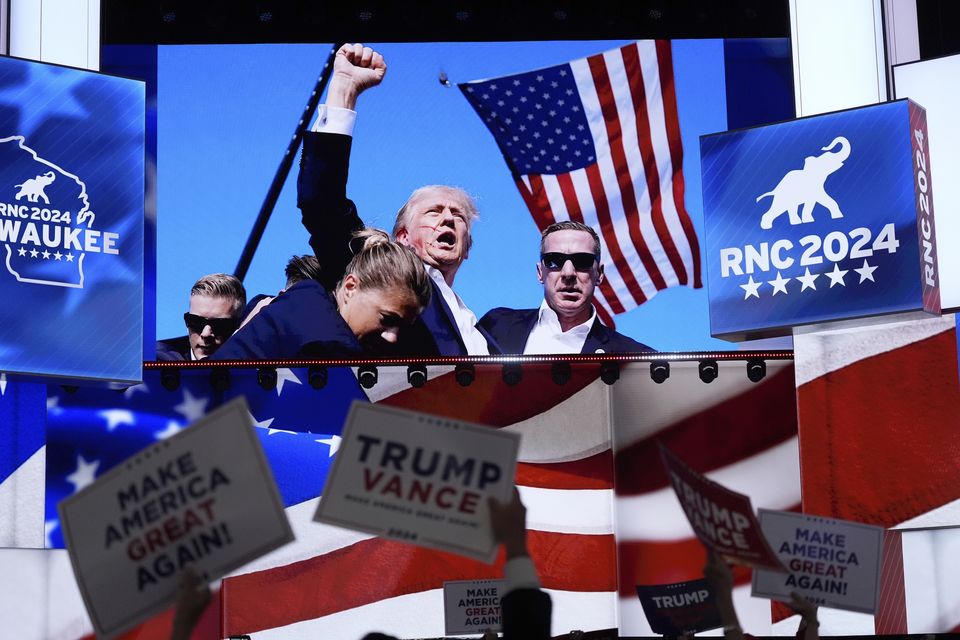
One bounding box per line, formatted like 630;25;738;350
700;100;938;341
0;56;144;383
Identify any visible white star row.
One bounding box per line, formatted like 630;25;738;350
740;260;878;300
14;246;75;261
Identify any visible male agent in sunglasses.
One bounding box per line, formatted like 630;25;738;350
479;221;651;354
156;273;247;361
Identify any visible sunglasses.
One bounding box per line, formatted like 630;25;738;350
540;252;598;272
183;312;239;336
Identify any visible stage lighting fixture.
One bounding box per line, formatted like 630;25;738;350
502;363;522;386
650;360;670;384
210;368;231;392
747;358;766;383
455;363;475;387
600;362;620;385
160;368;181;392
698;359;719;384
358;365;378;389
257;367;277;391
308;365;328;390
551;361;571;386
407;364;428;388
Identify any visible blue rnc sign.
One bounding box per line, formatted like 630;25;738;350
0;57;144;383
700;100;939;341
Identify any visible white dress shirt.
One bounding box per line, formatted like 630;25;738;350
426;266;490;356
523;299;596;355
312;105;490;356
311;104;357;135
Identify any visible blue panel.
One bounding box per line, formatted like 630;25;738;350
701;101;927;339
0;379;46;484
101;45;158;363
723;38;795;130
0;57;145;382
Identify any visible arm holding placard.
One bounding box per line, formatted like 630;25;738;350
788;591;819;640
170;567;211;640
490;489;552;640
703;551;744;640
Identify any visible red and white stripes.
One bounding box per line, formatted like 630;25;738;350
516;40;701;326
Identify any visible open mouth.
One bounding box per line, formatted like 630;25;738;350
435;230;457;249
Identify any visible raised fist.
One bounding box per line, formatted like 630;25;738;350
328;43;387;110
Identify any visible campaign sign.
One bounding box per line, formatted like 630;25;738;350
701;99;939;341
443;578;505;635
58;397;293;639
314;402;520;562
751;509;884;613
636;579;722;636
660;444;784;570
0;56;144;384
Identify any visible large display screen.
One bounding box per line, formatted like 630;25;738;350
0;56;144;384
147;39;794;360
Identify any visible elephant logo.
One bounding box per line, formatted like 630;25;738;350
14;171;56;204
757;136;851;230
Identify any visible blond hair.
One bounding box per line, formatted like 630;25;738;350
190;273;246;316
540;220;602;258
338;228;432;308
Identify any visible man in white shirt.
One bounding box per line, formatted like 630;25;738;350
298;43;494;356
479;221;651;354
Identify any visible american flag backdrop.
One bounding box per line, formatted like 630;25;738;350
2;323;960;637
613;360;802;636
2;365;622;639
460;40;702;327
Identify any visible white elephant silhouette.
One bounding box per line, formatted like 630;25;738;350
757;136;850;230
14;171;56;204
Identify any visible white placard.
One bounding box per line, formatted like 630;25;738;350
443;578;506;636
314;401;520;562
751;509;884;613
59;397;293;638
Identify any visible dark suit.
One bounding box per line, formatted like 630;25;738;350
240;293;271;324
298;131;497;356
155;335;191;361
479;307;652;354
211;279;361;360
501;588;552;640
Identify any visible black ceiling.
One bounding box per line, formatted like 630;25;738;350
101;0;791;45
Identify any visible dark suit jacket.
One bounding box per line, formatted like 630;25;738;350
155;335;191;361
298;131;497;357
240;293;271;324
501;587;552;640
479;307;652;354
211;279;361;360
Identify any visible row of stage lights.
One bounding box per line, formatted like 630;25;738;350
150;358;768;393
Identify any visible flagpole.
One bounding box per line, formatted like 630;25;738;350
233;42;344;281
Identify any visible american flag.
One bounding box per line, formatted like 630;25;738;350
614;360;802;635
460;40;702;327
3;323;960;637
2;366;621;638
